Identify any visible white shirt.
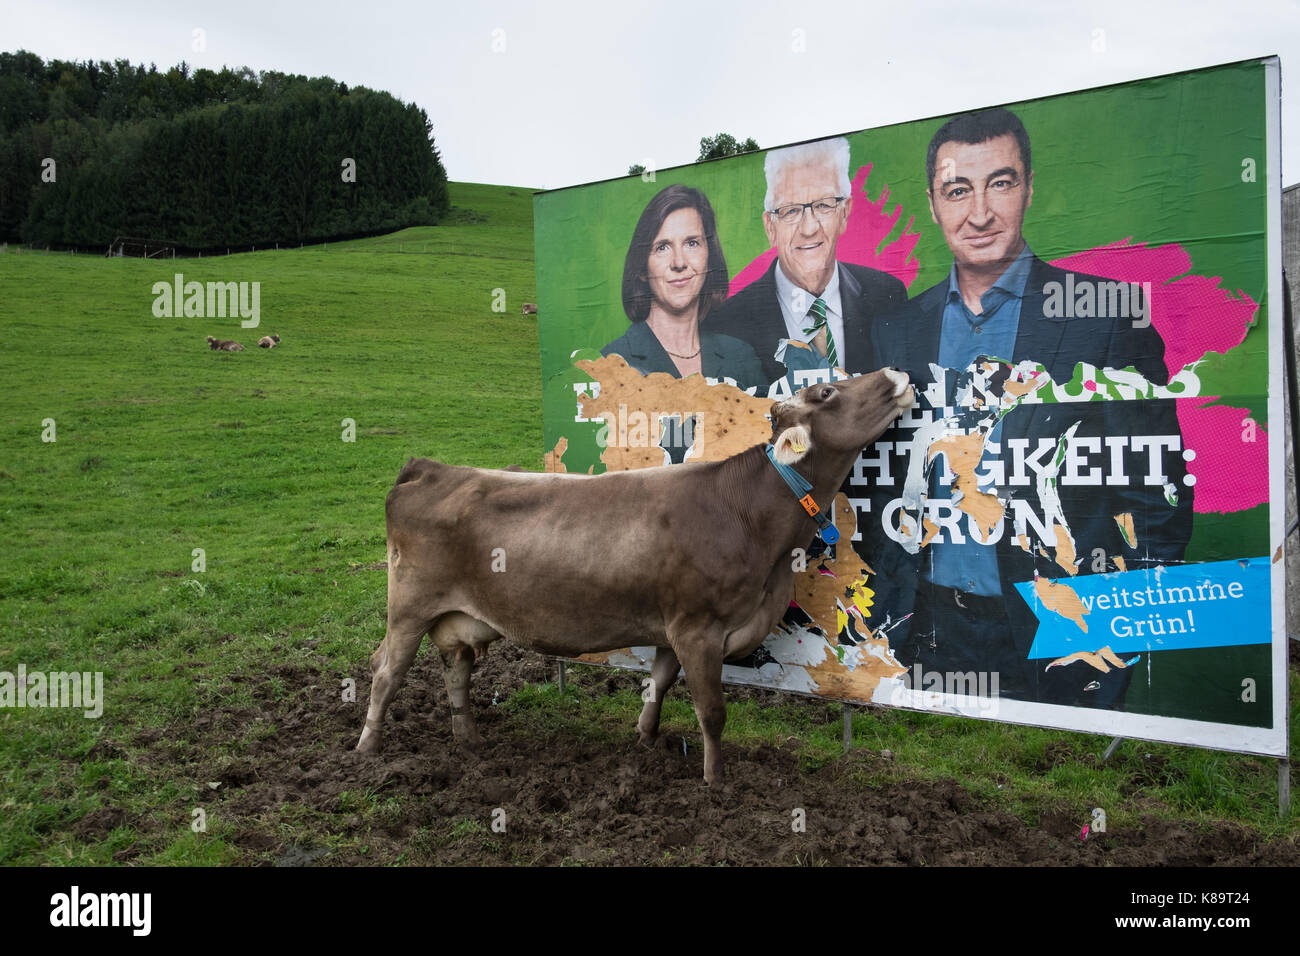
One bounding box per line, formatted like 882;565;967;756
773;261;844;363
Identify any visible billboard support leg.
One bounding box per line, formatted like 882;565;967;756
1286;276;1299;535
1283;276;1295;821
1102;737;1124;761
842;704;853;754
557;659;566;694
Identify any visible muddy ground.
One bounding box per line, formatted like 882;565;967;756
104;642;1300;867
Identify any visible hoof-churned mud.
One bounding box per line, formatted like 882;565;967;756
116;644;1299;866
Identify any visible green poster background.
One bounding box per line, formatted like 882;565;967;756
533;59;1278;735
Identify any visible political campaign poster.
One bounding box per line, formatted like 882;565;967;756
534;57;1286;756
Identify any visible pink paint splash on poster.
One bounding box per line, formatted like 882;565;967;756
1052;240;1264;514
1175;399;1269;514
1050;239;1259;378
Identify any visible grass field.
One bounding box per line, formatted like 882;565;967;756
0;182;1295;866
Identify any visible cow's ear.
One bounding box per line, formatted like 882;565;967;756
773;424;812;465
768;400;791;439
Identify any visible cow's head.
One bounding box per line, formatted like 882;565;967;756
769;368;913;466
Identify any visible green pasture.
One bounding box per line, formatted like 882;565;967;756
0;182;1293;866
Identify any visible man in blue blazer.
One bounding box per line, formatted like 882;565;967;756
706;137;907;390
867;108;1193;708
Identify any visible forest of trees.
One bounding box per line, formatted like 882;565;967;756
0;51;450;249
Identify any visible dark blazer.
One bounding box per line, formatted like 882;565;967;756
704;259;907;387
865;253;1194;706
600;319;765;392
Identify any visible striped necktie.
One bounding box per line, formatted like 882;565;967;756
802;297;836;368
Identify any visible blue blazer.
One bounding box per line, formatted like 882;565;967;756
601;319;765;392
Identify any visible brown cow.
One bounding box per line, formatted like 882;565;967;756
206;336;244;352
356;368;913;784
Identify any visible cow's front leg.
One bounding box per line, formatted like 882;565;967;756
442;647;484;746
676;639;727;786
636;646;681;745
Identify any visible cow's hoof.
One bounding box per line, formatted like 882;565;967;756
355;732;381;754
452;715;484;746
636;729;657;747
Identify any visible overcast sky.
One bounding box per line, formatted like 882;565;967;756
7;0;1298;189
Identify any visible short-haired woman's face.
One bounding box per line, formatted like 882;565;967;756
645;207;709;317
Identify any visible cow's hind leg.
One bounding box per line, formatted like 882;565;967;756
430;612;500;745
636;646;681;745
356;613;431;754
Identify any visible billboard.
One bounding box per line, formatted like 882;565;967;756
534;57;1286;756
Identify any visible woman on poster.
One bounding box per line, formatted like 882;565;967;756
602;184;764;392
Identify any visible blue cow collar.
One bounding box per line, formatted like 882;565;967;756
764;444;839;545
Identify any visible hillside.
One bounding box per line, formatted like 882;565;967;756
0;181;541;862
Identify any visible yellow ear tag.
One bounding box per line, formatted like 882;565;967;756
790;439;806;454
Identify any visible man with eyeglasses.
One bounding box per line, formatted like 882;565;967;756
706;137;906;390
865;107;1193;708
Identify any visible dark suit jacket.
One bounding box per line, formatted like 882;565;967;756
865;253;1194;706
704;259;907;388
600;320;765;392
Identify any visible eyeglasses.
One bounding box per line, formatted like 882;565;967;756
767;196;845;225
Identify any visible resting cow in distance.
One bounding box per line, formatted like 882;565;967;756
206;336;244;352
356;368;914;784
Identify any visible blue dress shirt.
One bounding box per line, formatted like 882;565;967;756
927;244;1034;596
